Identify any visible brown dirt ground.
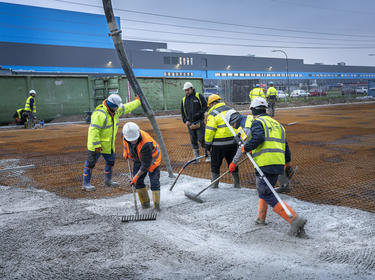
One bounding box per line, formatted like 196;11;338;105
1;103;375;213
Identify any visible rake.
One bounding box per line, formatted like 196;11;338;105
121;159;157;222
184;157;247;203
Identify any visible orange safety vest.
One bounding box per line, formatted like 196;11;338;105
122;130;162;172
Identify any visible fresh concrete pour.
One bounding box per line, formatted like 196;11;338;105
1;172;375;279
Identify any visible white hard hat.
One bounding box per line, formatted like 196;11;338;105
29;89;36;95
225;109;236;124
107;94;122;106
183;82;193;90
122;122;140;142
250;97;268;109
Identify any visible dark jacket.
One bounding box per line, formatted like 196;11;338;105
128;135;154;173
244;113;291;175
181;90;207;123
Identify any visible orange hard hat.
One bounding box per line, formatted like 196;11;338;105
207;94;222;106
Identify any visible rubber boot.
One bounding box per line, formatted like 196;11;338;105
193;148;200;163
104;165;120;187
211;172;220;188
231;172;241;188
255;199;268;225
82;166;96;191
152;190;161;211
137;187;150;209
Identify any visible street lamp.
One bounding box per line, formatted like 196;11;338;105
272;49;290;95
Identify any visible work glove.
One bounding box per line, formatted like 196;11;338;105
130;175;139;186
134;95;141;101
229;162;237;173
95;147;102;153
285;165;293;178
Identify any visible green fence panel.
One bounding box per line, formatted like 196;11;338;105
164;78;204;110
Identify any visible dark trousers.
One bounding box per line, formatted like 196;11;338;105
268;97;276;117
133;161;160;191
26;111;34;128
210;144;238;174
256;172;279;207
85;151;115;168
187;120;205;150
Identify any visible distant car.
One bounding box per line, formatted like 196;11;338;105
309;89;327;96
290;90;309;98
277;90;288;99
355;87;368;94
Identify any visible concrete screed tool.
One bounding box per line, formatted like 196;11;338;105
121;160;157;222
169;155;206;191
184;157;247;203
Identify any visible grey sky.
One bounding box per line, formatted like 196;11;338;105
3;0;375;66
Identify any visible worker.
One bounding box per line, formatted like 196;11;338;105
249;84;265;102
122;122;162;211
225;109;254;173
13;108;27;126
181;82;208;161
241;97;307;237
82;94;141;192
266;82;278;117
24;89;36;129
205;94;240;188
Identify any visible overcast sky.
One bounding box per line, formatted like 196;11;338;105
3;0;375;66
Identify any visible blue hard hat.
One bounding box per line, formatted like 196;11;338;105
255;84;260;87
269;81;274;85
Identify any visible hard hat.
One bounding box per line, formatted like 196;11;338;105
250;97;268;109
225;109;241;125
183;82;193;90
269;81;274;85
207;94;222;106
107;94;122;107
122;122;140;142
255;84;260;87
29;89;36;95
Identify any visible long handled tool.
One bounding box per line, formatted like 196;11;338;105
219;112;293;218
121;159;157;222
169;155;206;191
184;157;247;203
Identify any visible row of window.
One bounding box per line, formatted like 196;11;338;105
309;73;375;78
214;72;303;77
164;72;194;77
163;56;194;66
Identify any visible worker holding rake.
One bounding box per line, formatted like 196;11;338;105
241;97;307;237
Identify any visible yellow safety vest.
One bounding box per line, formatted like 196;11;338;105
266;86;278;97
182;92;202;117
87;99;141;154
205;102;235;146
251;115;286;167
24;96;36;113
249;87;265;101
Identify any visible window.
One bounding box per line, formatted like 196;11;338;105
245;73;250;77
186;58;190;65
164;56;171;64
171;57;178;65
215;73;220;77
179;57;182;65
234;73;239;77
191;57;194;65
228;73;233;77
183;57;186;65
240;73;244;77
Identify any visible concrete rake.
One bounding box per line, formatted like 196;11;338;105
121;160;157;222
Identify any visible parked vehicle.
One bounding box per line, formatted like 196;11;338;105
290;90;309;97
355;87;368;94
277;90;288;99
309;89;327;96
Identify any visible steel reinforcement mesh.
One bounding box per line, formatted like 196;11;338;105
1;103;375;212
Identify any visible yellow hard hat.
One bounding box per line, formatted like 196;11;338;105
207;94;222;106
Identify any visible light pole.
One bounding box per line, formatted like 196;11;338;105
272;49;290;96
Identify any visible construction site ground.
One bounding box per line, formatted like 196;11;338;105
1;102;375;213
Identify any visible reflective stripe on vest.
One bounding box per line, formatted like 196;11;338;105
182;92;202;117
251;116;286;167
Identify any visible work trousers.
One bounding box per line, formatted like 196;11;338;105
133;161;160;191
255;172;279;207
210;144;238;174
268;97;277;117
187;120;205;150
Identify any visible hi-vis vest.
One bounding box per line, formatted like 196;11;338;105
249;87;265;101
252;115;286;167
122;130;162;172
266;86;278;97
205;102;234;146
87;99;141;154
24;96;36;113
182;92;202;116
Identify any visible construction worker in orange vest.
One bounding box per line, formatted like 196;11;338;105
122;122;162;211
